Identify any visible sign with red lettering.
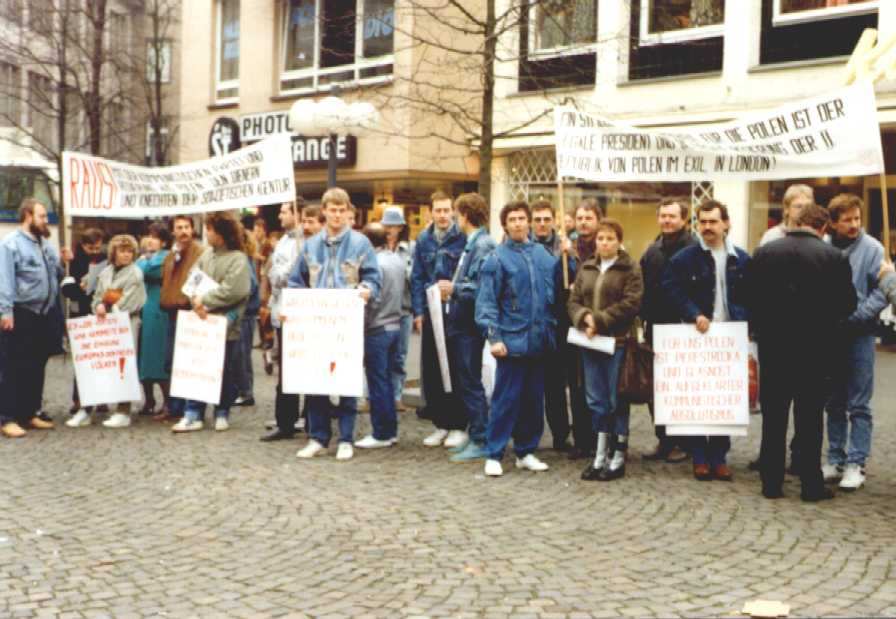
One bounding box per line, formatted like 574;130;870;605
170;311;227;405
67;312;141;407
652;322;749;437
62;134;295;218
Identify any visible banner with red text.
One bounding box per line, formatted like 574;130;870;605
62;134;295;218
67;312;141;407
170;311;227;405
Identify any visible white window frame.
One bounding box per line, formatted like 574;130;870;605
278;0;395;97
638;0;724;47
526;1;597;60
772;0;878;26
215;0;239;104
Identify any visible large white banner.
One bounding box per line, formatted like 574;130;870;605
653;322;750;437
169;311;227;405
555;83;884;182
281;289;365;397
67;313;141;407
63;134;296;218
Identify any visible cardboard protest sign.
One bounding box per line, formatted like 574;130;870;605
555;83;883;182
63;134;295;218
426;284;452;392
281;289;365;397
67;313;141;407
653;322;750;437
169;310;227;405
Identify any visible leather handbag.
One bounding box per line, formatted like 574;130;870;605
617;323;654;404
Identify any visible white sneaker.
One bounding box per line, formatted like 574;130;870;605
515;454;549;472
822;463;844;482
171;418;203;433
296;440;326;459
214;417;230;432
484;459;503;477
423;428;449;447
354;435;396;449
839;463;865;491
336;442;354;461
443;430;468;449
102;413;131;428
66;410;91;428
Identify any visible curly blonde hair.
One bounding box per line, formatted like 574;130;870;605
108;234;139;264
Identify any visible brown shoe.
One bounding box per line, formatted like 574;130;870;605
665;447;689;463
693;463;712;481
30;416;54;430
713;464;733;481
395;401;407;412
1;422;26;438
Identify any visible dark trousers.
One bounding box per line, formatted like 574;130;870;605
274;327;301;434
568;348;592;452
420;318;464;431
0;307;53;425
759;350;826;494
447;329;489;445
544;341;572;447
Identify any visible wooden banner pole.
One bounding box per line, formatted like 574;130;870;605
557;178;569;288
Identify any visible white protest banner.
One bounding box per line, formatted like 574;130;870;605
555;83;884;182
281;289;365;397
63;134;295;218
67;313;141;407
426;284;452;393
653;322;750;435
169;310;227;405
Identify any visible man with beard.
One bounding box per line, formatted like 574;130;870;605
0;199;71;437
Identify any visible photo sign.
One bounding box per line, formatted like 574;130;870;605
63;134;295;218
281;289;365;397
555;83;884;182
652;322;750;436
169;311;227;405
67;312;141;407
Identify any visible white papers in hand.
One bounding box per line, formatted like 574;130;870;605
181;267;220;299
567;327;615;354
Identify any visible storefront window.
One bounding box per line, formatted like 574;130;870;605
529;0;597;56
363;0;395;59
641;0;724;45
774;0;877;25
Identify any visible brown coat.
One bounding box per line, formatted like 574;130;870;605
568;250;643;342
159;240;204;313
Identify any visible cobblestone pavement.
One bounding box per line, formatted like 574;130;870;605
2;348;896;619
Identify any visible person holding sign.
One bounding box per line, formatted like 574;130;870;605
288;188;382;461
476;201;556;477
172;212;251;433
663;200;751;482
569;219;643;481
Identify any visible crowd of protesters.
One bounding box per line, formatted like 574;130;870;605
0;184;887;501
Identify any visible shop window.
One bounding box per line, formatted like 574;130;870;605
773;0;877;25
279;0;394;96
518;1;596;92
0;63;21;127
639;0;724;45
215;0;240;102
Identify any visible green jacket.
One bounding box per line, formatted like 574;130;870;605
196;246;251;340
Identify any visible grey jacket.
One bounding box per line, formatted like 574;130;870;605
366;249;405;332
829;230;888;330
196;247;251;340
92;263;146;316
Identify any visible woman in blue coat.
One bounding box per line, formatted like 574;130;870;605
137;223;172;416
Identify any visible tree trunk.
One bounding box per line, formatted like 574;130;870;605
88;0;108;155
478;0;497;202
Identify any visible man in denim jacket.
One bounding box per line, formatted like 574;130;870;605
476;201;556;477
288;188;382;461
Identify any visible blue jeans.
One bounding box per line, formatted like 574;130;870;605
826;334;875;466
237;314;255;398
165;316;185;417
486;356;545;460
392;314;412;400
582;347;629;435
691;437;731;467
185;339;240;422
448;330;489;445
364;327;400;440
307;395;357;446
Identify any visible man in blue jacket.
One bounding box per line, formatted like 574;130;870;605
410;190;467;448
663;200;750;481
476;201;556;477
443;193;496;461
288;188;382;461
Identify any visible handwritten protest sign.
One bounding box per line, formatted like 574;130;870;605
170;311;227;405
281;289;365;397
653;322;750;437
426;284;452;392
62;134;295;218
555;83;883;182
67;313;141;407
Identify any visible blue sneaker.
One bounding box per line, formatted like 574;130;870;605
450;442;488;462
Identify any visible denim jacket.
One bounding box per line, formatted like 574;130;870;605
446;227;496;336
410;223;465;318
475;239;556;357
831;230;887;331
0;229;63;318
288;226;382;298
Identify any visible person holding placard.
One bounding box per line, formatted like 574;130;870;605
663;200;750;482
70;235;146;428
569;219;643;481
289;188;382;461
172;212;251;433
476;201;556;477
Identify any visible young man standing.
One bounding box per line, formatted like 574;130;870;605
476;201;556;477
